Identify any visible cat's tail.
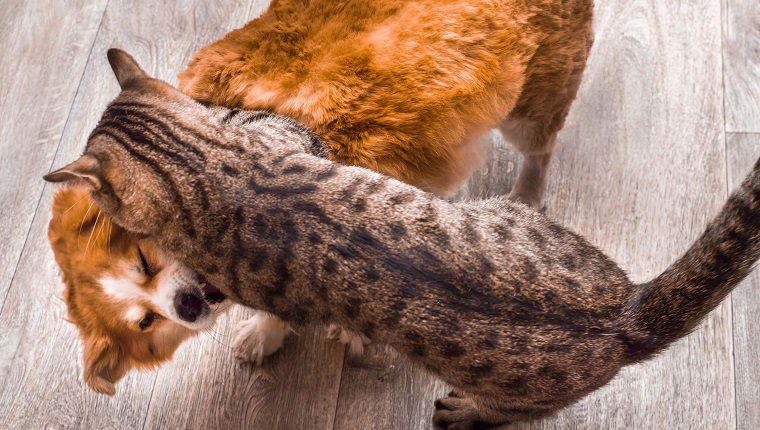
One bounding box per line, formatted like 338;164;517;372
621;156;760;363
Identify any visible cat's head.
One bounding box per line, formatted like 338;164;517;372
44;50;237;395
44;49;203;236
44;49;320;239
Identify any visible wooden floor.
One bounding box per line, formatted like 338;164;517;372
1;0;758;428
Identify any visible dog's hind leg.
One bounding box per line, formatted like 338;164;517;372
498;119;556;209
500;23;594;209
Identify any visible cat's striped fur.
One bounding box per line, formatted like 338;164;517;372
45;49;760;429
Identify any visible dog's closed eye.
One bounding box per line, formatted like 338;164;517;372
137;247;156;277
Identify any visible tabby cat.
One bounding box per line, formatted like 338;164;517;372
45;50;760;429
48;0;595;393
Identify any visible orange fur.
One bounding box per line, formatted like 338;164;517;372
49;187;196;394
178;0;593;195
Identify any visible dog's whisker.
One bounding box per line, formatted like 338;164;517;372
202;326;232;349
106;219;113;256
95;211;108;245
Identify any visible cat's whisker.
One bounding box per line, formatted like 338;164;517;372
61;194;87;217
78;200;96;238
84;209;102;257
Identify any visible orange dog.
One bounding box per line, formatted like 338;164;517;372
51;0;594;394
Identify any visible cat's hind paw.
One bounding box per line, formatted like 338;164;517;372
231;312;291;365
326;324;371;356
433;392;493;430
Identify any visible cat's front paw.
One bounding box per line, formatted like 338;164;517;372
326;324;371;355
232;312;291;365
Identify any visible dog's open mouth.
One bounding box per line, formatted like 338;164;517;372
199;276;226;304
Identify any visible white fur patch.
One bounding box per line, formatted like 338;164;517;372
100;277;146;302
124;305;145;323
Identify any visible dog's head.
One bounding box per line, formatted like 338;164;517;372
48;186;229;395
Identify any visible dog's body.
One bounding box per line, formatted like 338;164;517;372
179;0;594;203
50;0;595;394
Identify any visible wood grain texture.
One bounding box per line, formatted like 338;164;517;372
332;338;449;430
145;308;345;430
531;0;735;428
727;133;760;430
722;0;760;132
0;0;107;315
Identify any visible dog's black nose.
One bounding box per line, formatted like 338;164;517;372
175;292;203;322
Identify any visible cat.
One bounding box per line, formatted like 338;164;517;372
44;49;760;429
50;0;595;394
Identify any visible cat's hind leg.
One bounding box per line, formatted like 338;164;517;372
326;324;371;356
433;391;549;429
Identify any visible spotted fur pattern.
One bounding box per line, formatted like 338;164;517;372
45;50;760;429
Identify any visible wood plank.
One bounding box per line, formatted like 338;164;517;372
726;133;760;430
332;335;450;430
0;0;107;314
531;0;734;428
0;0;117;427
722;0;760;132
145;308;345;430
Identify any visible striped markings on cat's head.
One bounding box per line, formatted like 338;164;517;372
43;49;310;241
47;186;230;395
43;48;205;237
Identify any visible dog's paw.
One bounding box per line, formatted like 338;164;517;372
325;324;371;355
433;392;493;430
232;313;291;365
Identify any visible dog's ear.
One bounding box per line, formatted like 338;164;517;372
43;155;105;191
82;335;129;396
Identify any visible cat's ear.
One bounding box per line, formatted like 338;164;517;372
107;48;151;90
43;155;105;191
